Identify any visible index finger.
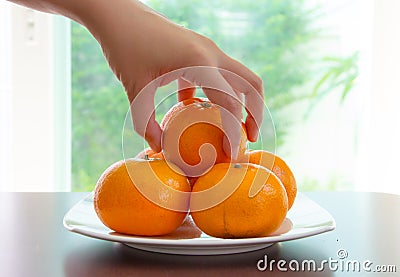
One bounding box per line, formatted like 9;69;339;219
221;58;264;142
182;66;243;159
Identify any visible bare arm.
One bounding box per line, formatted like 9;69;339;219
7;0;264;158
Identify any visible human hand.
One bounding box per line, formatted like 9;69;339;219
75;0;264;158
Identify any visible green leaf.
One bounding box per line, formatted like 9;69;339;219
311;71;333;97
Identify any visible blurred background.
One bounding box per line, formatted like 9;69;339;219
0;0;399;194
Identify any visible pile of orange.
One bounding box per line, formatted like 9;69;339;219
94;97;297;238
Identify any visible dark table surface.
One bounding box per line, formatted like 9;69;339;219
0;191;399;277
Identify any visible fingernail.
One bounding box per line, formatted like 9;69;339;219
149;142;161;153
147;134;162;153
245;118;259;142
250;128;259;142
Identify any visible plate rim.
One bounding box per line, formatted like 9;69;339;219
63;192;336;248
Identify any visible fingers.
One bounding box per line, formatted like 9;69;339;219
204;86;242;160
143;113;162;152
127;72;195;153
183;67;243;159
221;58;264;142
127;62;264;156
129;81;162;152
177;78;196;101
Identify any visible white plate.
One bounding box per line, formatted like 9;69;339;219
63;192;335;255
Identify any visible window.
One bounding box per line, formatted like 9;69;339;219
70;0;366;192
0;3;69;191
3;0;400;194
70;22;127;191
0;2;13;191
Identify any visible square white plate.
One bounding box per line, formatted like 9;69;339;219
63;192;335;255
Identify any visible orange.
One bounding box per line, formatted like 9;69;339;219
161;97;247;178
135;149;195;187
94;158;190;236
190;163;288;238
135;147;164;160
245;150;297;210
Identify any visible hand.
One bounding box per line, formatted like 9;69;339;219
8;0;264;159
78;0;264;158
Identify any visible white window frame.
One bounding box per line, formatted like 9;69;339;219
0;3;70;191
355;0;400;195
0;2;13;191
53;16;71;192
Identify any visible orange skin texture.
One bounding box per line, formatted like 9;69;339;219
94;158;190;236
190;163;288;238
244;150;297;210
161;97;247;178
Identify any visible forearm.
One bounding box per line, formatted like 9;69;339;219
6;0;79;22
7;0;264;152
5;0;153;27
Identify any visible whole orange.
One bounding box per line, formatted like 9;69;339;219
190;163;288;238
94;158;190;236
245;150;297;210
161;97;247;178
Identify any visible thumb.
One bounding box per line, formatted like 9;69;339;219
129;81;162;153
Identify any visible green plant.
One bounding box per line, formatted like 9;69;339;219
71;23;128;191
306;51;359;116
71;0;351;191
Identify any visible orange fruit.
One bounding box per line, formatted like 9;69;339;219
135;149;199;188
161;97;247;178
94;158;190;236
135;147;164;160
190;163;288;238
245;150;297;210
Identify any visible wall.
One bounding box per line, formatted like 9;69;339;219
0;2;13;191
356;0;400;194
10;5;56;191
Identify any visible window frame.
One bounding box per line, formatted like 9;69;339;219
53;16;71;192
0;4;71;191
0;2;13;191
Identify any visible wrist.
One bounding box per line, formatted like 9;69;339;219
71;0;154;36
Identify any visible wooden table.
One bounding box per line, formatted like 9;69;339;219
0;192;399;276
